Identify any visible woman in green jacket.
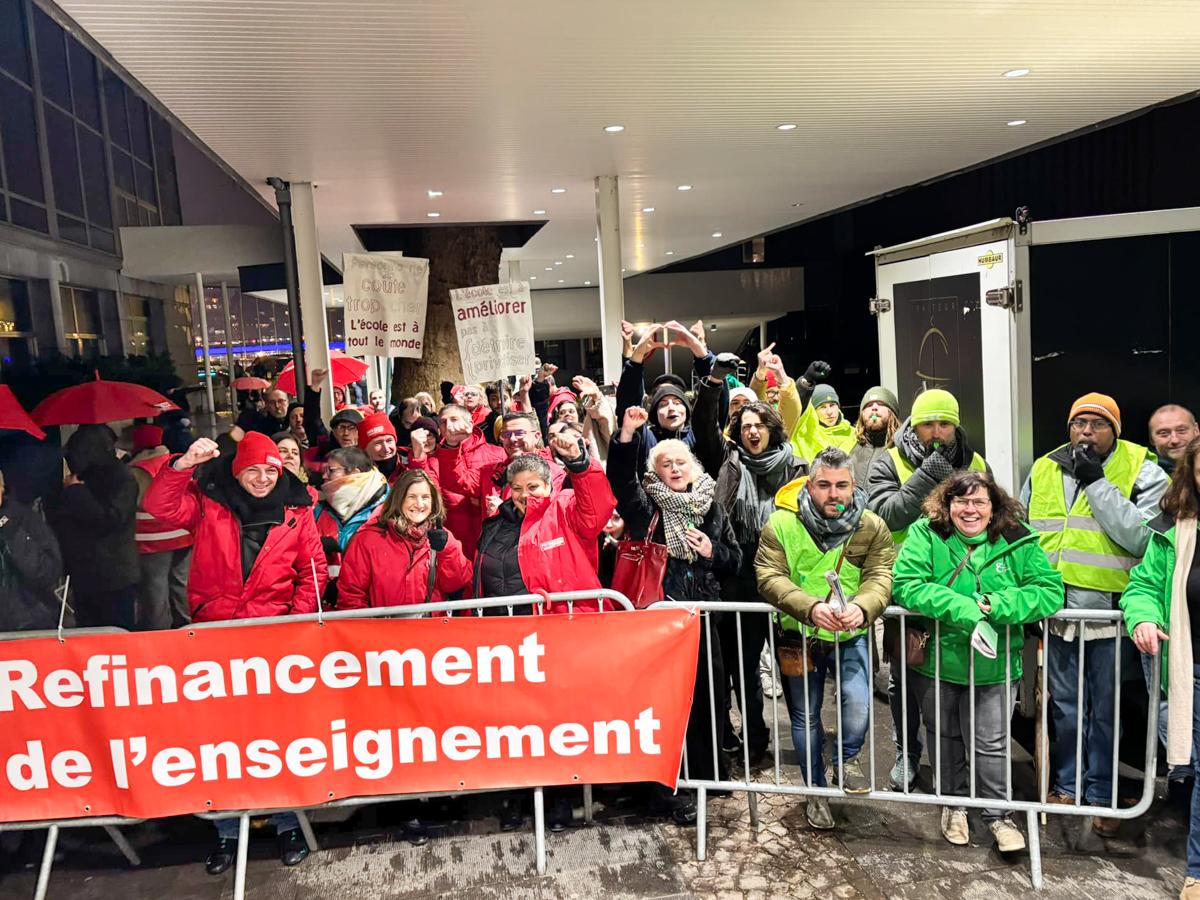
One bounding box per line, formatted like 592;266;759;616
894;471;1064;853
1120;437;1200;900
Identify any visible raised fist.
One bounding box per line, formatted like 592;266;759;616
177;437;220;470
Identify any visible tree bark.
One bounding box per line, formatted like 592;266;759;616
391;226;503;405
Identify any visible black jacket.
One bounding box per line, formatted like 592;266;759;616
474;500;531;613
47;426;138;591
607;439;741;602
0;498;62;631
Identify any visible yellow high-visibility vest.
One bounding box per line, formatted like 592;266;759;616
887;446;987;545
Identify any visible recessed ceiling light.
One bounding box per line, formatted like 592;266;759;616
791;202;804;207
530;276;537;280
427;190;443;198
642;207;655;213
544;267;553;272
665;251;674;256
1003;68;1031;78
637;243;645;249
677;184;692;191
557;279;564;283
583;280;591;285
533;209;547;215
712;231;723;238
550;187;566;194
776;123;797;131
554;261;562;265
621;268;626;273
1007;119;1027;126
426;212;440;218
603;124;625;133
565;254;575;259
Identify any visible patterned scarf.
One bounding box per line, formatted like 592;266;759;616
642;470;716;562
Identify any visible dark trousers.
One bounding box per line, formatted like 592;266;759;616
74;584;137;631
684;611;728;782
716;576;770;754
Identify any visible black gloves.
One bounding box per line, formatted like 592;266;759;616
919;450;954;483
440;381;455;405
1072;445;1106;486
320;536;340;557
712;352;741;377
427;528;449;552
801;360;831;385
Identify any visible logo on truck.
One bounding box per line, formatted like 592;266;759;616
976;250;1004;270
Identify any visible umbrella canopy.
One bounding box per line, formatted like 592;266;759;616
232;376;271;391
0;385;46;439
31;373;179;426
275;350;368;396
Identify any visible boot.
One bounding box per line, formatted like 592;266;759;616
278;828;309;867
204;837;236;876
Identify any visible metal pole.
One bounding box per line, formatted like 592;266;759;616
33;825;58;900
594;175;626;385
268;177;307;405
220;281;237;415
193;273;216;437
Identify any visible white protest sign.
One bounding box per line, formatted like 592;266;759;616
450;281;536;384
342;252;429;358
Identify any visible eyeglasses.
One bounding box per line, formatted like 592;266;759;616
1069;418;1112;432
324;466;348;479
501;430;529;441
950;497;992;510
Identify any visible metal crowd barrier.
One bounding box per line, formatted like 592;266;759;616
647;601;1159;891
0;590;633;900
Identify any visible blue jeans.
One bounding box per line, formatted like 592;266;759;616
216;812;299;839
782;634;870;788
1046;633;1117;805
1188;666;1200;877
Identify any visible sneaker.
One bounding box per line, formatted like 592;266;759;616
204;837;237;875
1182;876;1200;899
278;828;309;867
940;807;969;846
829;759;871;795
499;798;523;831
989;816;1025;852
888;754;919;791
547;796;573;833
806;796;835;830
401;818;430;847
1046;791;1075;805
1092;816;1121;838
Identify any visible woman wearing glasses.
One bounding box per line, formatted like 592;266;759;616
893;471;1063;852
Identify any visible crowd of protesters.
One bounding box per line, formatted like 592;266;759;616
5;319;1200;897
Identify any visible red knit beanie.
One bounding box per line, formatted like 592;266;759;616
358;412;397;450
232;431;284;477
132;424;163;453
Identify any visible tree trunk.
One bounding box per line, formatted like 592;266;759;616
391;226;503;404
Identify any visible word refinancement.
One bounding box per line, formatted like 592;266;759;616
0;632;547;713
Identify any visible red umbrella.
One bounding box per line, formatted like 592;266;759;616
31;373;179;426
232;376;271;391
0;385;46;439
275;350;369;396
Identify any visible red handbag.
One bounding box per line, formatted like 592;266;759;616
611;511;670;609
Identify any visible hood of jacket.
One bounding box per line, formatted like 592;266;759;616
64;424;119;476
894;417;980;471
649;383;692;439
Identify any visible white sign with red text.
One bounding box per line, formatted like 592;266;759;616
450;281;535;383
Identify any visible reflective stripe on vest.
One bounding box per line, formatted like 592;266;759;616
1027;439;1149;592
886;446;988;546
768;510;865;643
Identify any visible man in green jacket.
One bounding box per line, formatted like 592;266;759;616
756;446;896;830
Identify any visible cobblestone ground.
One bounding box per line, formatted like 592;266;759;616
1;672;1187;899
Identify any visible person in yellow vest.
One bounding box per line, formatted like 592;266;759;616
756;446;896;830
867;387;989;791
1021;392;1167;836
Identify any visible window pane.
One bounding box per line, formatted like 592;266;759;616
0;78;44;201
0;197;7;224
70;287;99;333
0;0;31;84
0;337;33;369
152;114;181;225
0;277;33;331
57;213;87;245
9;197;47;232
127;93;151;162
67;38;100;130
44;103;83;216
33;9;69;111
90;226;115;253
103;68;128;149
111;147;134;195
134;160;156;204
77;127;111;227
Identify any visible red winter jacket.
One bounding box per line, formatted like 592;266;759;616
143;461;327;622
412;430;506;555
453;447;566;524
337;522;473;610
480;458;616;614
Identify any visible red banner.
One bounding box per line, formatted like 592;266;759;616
0;609;699;823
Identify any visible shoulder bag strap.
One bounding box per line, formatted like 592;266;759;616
425;549;439;603
644;510;661;544
945;545;977;588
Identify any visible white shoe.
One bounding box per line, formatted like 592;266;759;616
940;807;969;846
989;816;1025;852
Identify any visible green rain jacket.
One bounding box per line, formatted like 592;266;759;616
1119;512;1195;692
893;518;1065;685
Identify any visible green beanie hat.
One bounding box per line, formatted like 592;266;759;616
859;386;899;416
910;388;960;426
810;384;840;409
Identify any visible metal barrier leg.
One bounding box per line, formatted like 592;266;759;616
232;814;250;900
295;810;319;852
102;824;142;866
583;784;594;824
534;788;546;875
1026;808;1043;891
695;786;707;861
747;791;760;831
32;825;58;900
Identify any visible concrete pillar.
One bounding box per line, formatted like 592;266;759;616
193;273;216;436
594;175;625;385
502;258;523;285
290;182;334;422
46;279;70;355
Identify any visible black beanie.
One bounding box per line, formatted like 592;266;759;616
650;384;690;425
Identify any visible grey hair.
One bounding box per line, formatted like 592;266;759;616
810;446;853;480
506;453;552;484
326;446;374;474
